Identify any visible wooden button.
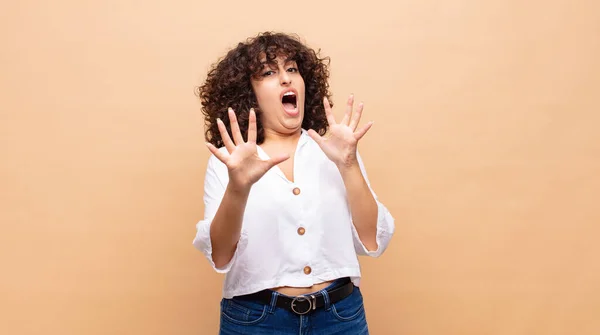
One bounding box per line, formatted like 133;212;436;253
297;227;305;235
303;266;312;275
292;187;301;195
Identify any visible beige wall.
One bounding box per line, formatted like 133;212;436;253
1;0;599;334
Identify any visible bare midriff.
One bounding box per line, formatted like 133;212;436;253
270;280;335;296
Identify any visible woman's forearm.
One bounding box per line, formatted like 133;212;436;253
209;183;251;269
339;163;379;251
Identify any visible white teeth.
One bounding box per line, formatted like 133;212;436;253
284;92;295;96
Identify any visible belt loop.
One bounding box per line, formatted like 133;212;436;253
320;288;331;311
268;291;278;314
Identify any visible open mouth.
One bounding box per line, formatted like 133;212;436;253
281;91;298;114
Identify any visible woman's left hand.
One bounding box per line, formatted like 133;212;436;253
307;95;373;170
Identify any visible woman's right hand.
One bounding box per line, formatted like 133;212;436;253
206;107;289;192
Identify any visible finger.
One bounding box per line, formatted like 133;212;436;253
205;142;229;163
247;108;257;143
228;108;245;145
266;153;290;168
349;101;364;131
217;118;235;153
307;128;325;146
353;121;373;141
323;97;336;126
341;94;354;126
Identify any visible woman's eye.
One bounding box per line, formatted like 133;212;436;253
287;67;298;72
262;70;275;76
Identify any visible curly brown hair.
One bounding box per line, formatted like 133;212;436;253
196;32;333;147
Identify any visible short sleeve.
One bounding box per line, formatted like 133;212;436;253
192;153;248;273
350;151;396;257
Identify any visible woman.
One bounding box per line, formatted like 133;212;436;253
193;32;395;334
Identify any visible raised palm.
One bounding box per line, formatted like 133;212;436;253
206;108;289;189
308;95;373;169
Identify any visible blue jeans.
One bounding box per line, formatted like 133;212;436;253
218;279;369;334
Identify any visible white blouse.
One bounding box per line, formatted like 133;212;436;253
193;129;395;299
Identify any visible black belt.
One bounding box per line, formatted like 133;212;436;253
233;278;354;315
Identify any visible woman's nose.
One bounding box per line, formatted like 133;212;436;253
280;71;291;85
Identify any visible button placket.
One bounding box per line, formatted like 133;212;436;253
291;183;312;277
292;185;305;235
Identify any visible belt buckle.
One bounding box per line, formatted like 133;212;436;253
290;295;314;315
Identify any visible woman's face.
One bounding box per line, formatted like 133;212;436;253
251;55;305;138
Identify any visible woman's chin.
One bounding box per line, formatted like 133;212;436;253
278;119;303;133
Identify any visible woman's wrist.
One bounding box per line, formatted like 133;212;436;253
337;160;363;185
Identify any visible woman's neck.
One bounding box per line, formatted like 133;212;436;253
262;128;302;148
